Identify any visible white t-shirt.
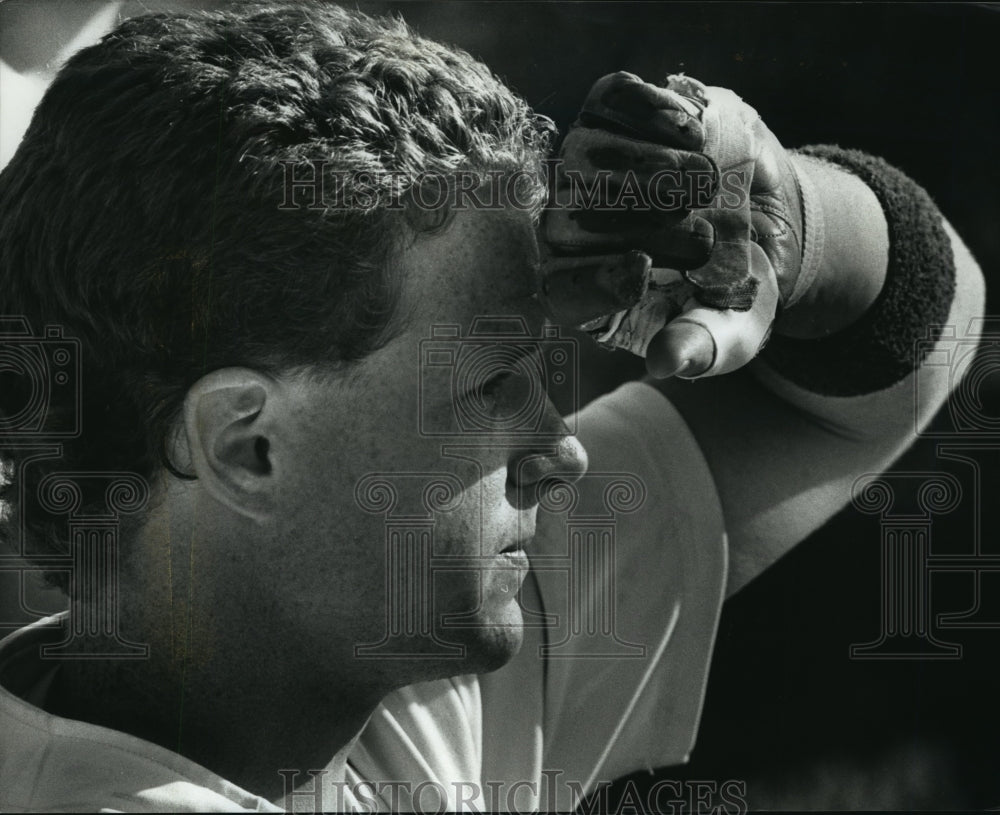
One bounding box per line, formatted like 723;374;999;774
0;382;727;813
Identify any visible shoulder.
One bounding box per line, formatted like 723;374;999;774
528;381;729;805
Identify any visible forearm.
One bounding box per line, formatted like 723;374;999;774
729;223;982;594
648;148;985;596
752;212;983;441
758;145;978;429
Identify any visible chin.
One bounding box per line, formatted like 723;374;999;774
464;600;526;674
465;561;530;670
421;593;526;680
369;559;529;684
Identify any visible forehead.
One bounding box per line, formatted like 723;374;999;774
399;206;544;329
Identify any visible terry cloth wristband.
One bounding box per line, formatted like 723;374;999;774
761;145;956;396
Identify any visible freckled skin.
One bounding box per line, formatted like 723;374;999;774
69;206;587;797
268;207;570;683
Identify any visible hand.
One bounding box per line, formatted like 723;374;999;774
540;71;804;377
663;73;805;306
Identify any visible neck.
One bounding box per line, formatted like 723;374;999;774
46;610;386;803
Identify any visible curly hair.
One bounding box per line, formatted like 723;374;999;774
0;1;553;590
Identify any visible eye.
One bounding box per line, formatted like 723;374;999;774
472;371;513;400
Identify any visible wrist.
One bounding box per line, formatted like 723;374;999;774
759;146;956;397
772;152;889;340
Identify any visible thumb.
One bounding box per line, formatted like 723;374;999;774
645;320;715;378
646;243;779;379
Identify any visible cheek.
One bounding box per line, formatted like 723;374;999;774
430;465;519;556
283;392;423;506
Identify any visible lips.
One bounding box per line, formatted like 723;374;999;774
500;537;531;554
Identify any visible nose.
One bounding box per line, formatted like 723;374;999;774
506;403;588;509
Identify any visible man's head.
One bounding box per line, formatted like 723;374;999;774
0;2;585;689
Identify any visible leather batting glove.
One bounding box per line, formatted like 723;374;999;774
539;71;805;378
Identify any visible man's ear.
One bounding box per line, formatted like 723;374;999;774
182;368;282;522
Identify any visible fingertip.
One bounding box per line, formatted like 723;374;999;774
645;320;716;379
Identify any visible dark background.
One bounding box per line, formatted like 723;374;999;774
355;3;1000;811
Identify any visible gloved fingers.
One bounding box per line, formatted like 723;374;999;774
536;259;694;359
545;210;715;270
662;74;710;105
656;73;764;311
646;242;779;379
538;251;652;327
577;71;707;149
672;80;762;174
545;126;718;262
602;71;758;173
684;197;756;311
586;266;695;356
539;243;776;378
626;215;714;270
541;69;775;370
546;189;759;316
553;126;718;209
